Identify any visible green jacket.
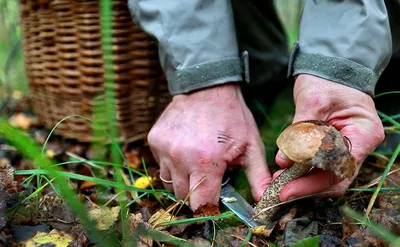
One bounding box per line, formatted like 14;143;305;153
128;0;394;97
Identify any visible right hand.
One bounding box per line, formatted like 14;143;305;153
148;83;272;210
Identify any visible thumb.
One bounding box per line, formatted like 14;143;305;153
275;150;293;168
244;141;272;202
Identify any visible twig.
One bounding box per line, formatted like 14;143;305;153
172;175;206;217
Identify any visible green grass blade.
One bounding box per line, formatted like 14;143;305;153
342;206;400;246
53;160;146;177
239;229;253;247
374;91;400;98
365;143;400;217
160;211;234;227
15;169;167;193
292;235;320;247
21;178;55;204
136;225;198;247
377;110;400;129
0;120;120;246
382;113;400;123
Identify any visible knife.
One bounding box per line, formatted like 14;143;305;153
220;178;262;228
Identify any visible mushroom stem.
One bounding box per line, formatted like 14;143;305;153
254;163;311;225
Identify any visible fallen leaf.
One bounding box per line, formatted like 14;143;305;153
23;229;74;247
10;224;51;244
0;191;7;229
125;149;142;169
193;202;220;218
169;216;190;235
88;206;120;231
9;112;33;130
148;209;177;231
283;217;318;247
12;90;23;100
134;176;154;189
69;225;90;247
79;181;97;190
251;225;274;238
215;226;249;247
278;206;297;230
187;236;211;247
46;149;55;158
0;162;16;192
129;212;153;247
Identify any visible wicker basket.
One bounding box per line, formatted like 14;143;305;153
19;0;171;143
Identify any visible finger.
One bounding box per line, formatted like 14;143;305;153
275;150;293;168
189;166;225;210
321;178;353;197
159;162;173;191
272;169;285;181
279;168;341;202
337;123;383;165
244;142;272;202
171;168;190;201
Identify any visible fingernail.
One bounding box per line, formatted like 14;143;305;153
278;151;289;161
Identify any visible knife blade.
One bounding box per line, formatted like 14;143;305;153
220;183;262;228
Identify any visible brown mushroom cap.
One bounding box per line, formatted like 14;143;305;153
276;120;356;179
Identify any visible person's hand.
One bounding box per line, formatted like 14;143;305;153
148;83;272;210
275;74;385;201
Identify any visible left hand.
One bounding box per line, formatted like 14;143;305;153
274;74;385;201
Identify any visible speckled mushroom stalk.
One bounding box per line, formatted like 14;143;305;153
254;120;356;225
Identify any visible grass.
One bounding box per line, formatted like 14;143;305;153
342;206;400;247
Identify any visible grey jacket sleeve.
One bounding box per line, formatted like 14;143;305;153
289;0;392;96
128;0;244;95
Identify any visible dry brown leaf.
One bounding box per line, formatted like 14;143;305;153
193;202;220;218
148;209;177;231
277;207;297;230
0;190;7;229
169;216;191;235
9;112;33;130
79;181;97;190
23;229;74;247
88;206;120;231
129;212;153;247
0;162;17;194
69;225;90;247
126;149;142;169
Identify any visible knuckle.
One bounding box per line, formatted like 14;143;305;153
169;143;182;163
373;119;385;144
376;126;385;144
147;127;159;146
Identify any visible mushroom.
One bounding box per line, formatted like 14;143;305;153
254;120;356;225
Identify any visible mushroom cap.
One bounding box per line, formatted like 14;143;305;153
276;120;356;179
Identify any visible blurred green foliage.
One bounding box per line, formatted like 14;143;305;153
0;0;28;97
274;0;305;49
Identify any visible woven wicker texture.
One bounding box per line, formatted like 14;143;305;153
19;0;170;142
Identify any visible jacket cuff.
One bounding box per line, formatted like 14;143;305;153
288;42;378;96
168;52;250;95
